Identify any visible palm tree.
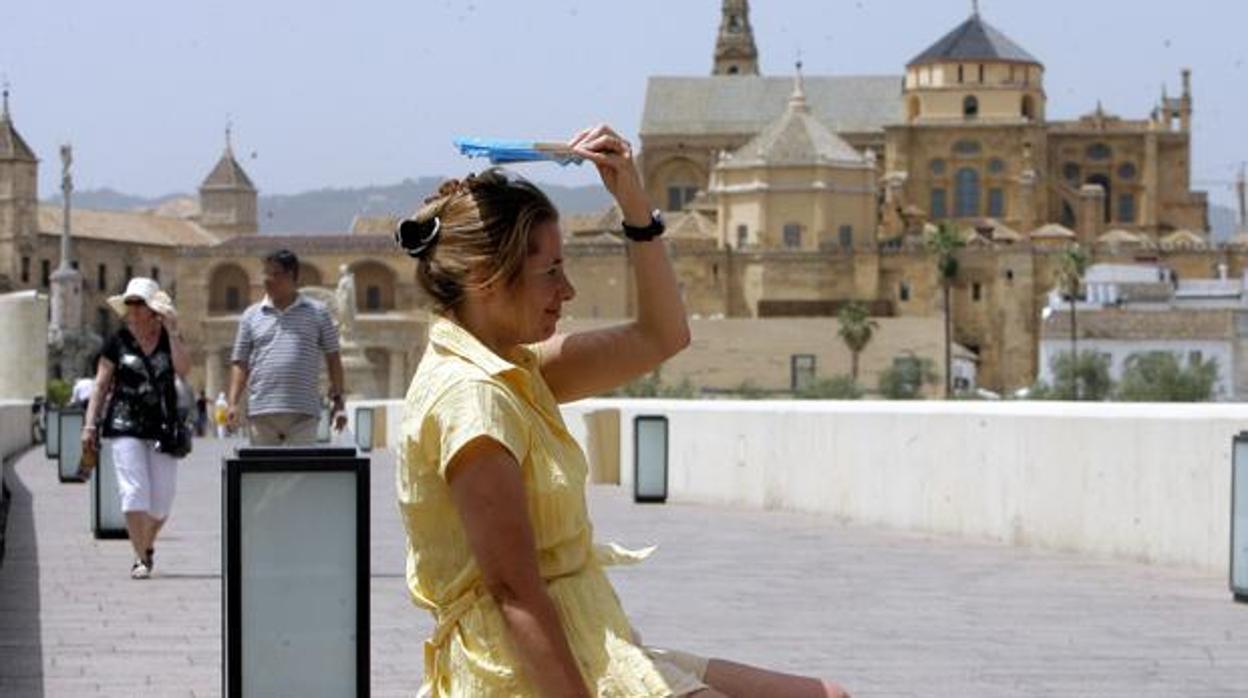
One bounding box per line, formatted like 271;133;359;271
927;221;964;398
837;301;879;383
1054;244;1090;398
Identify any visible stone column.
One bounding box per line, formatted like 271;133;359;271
1017;169;1037;234
205;347;226;398
388;349;407;398
1078;184;1106;244
1142;132;1159;228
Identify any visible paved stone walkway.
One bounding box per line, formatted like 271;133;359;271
2;438;1247;697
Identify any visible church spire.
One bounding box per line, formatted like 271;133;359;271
713;0;759;76
788;60;809;113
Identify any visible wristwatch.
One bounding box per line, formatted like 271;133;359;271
621;209;665;242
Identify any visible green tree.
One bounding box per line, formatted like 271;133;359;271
614;371;699;398
46;378;72;407
796;375;863;400
733;380;769;400
836;301;879;383
1035;351;1113;401
927;220;964;398
1053;244;1090;398
878;353;938;400
1116;352;1218;402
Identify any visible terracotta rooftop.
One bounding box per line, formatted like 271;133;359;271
37;205;219;247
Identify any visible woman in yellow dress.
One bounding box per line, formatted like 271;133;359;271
396;124;850;698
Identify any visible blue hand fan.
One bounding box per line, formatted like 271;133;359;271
454;137;584;166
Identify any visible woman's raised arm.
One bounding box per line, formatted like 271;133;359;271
538;125;690;403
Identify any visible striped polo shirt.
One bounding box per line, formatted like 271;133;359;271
231;293;341;417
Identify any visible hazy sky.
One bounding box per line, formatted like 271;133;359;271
2;1;1245;208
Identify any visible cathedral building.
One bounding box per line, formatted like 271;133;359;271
625;0;1227;391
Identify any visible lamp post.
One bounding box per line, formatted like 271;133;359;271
1232;432;1248;602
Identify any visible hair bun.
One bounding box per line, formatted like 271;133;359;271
395;216;441;259
425;177;471;205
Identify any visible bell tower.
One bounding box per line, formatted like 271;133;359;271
198;123;258;239
0;84;38;289
713;0;759;76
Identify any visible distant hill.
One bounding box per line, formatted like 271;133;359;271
49;179;614;235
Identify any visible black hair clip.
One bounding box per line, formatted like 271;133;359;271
396;216;441;259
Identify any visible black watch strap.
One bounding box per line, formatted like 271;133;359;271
621;210;665;242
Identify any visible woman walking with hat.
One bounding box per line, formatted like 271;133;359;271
81;277;191;579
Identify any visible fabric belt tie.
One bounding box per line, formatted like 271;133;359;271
417;542;655;697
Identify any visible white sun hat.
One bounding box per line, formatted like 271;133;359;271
106;277;176;318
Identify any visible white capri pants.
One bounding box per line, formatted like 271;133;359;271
110;437;179;519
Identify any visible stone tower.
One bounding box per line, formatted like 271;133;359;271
0;85;39;290
713;0;759;76
198;125;258;238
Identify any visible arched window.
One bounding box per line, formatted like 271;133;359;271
1063;162;1082;184
953;139;981;156
659;158;704;212
783;223;802;249
727;65;739;75
1087;174;1112;223
908;96;921;122
209;264;251;314
930;188;948;219
963;95;979;119
298;263;323;288
1118;193;1136;223
1022;95;1036;120
352;260;398;312
955;168;980;217
1061;202;1076;229
1086;143;1112;161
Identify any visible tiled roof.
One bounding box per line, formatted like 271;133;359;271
350;214;400;236
200;150;256;191
1159;229;1206;247
666;211;717;241
1041;308;1234;340
182;232;401;256
1097;229;1148;246
908;14;1040;67
720;78;866;168
0;116;36;162
1030;223;1077;240
37;205;219;247
641;75;903;138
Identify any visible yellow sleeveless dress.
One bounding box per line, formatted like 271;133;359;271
397;318;706;697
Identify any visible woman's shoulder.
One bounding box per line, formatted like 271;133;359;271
406;354;531;430
102;327;131;354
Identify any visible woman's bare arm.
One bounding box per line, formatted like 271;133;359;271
539;124;690;402
446;437;590;697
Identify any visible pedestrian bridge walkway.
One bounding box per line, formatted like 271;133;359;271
1;437;1247;697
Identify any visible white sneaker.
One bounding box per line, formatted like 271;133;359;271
130;559;150;580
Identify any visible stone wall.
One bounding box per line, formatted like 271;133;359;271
559;315;950;396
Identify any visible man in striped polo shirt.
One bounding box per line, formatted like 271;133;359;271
227;249;348;445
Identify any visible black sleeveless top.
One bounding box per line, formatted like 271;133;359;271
101;327;176;441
